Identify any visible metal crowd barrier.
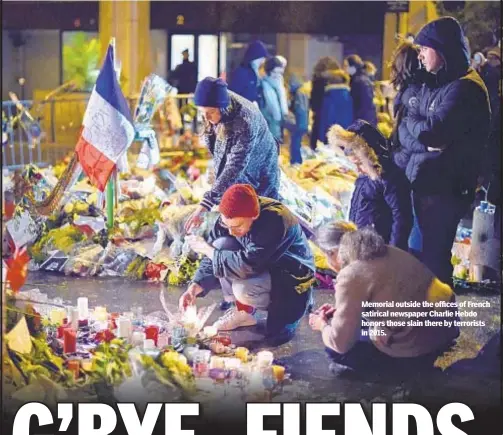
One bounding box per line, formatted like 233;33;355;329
2;94;198;170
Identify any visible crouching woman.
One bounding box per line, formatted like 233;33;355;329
309;221;459;377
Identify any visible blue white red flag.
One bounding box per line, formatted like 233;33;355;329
75;42;134;191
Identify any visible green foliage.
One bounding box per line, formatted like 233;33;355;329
63;32;101;92
437;2;501;52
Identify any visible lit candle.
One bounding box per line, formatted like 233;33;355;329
143;339;155;350
117;317;132;339
257;351;274;368
68;307;79;330
93;306;108;322
224;358;241;370
183;346;199;364
210;356;225;369
67;359;80;379
63;328;77;354
203;326;217;338
235;347;249;363
145;325;159;346
131;331;146;347
272;365;286;382
77;297;88;320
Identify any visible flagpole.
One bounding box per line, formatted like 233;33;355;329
106;177;115;229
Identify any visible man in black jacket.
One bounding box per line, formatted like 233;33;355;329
180;184;315;343
403;17;491;286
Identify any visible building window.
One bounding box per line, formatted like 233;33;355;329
197;35;218;82
170;34;195;71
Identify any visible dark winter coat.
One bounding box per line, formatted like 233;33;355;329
171;60;197;94
199;91;280;211
349;162;413;251
344;120;412;251
350;71;377;126
318;70;354;144
310;76;327;114
228;43;266;104
192;197;316;334
391;82;432;183
405;17;491;197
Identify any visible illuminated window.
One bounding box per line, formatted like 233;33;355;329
170;35;195;71
198;35;218;81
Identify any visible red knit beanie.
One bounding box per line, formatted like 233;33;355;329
219;184;260;219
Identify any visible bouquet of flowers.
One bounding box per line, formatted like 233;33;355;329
133;74;171;170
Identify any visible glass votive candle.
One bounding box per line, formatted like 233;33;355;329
93;306;108;322
132;331;146;347
67;359;80;379
272;365;286;382
257;351;274;368
210;356;225;369
143;339;156;350
224;357;242;377
235;347;249;363
193;350;211;377
183;346;199;364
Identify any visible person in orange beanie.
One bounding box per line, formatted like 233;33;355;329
181;184;315;344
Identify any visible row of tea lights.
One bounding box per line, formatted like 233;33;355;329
49;298;286;385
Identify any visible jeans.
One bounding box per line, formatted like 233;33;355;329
289;129;305;165
413;193;471;286
212;237;272;309
408;192;422;256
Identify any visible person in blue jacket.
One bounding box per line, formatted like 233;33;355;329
344;55;378;126
228;40;268;105
328;120;413;251
181;184;316;345
402;17;491;286
285;74;310;165
318;68;353;145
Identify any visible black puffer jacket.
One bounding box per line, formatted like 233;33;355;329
392;81;433;183
405;17;491;197
350;70;377;126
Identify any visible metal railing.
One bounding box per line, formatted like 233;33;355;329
2;94;199;170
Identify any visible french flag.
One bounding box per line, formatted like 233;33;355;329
75;42;135;191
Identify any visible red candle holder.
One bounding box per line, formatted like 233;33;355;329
57;323;72;339
145;325;159;346
63;328;77;354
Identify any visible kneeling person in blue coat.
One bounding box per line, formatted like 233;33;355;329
328;120;413;251
180;184;316;343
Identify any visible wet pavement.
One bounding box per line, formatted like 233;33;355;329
22;271;501;411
